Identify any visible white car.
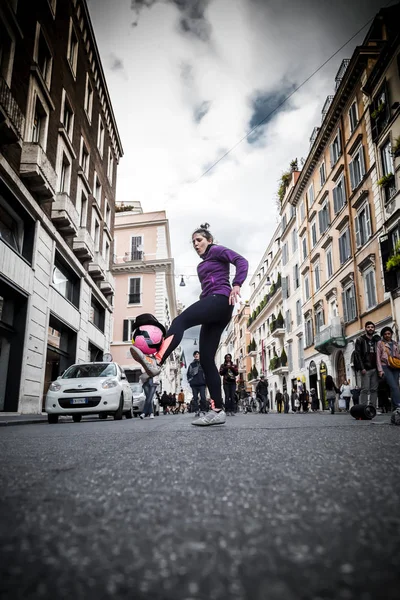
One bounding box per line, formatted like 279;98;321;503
45;362;133;424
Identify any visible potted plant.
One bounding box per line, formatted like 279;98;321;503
276;272;282;288
280;348;287;366
276;310;284;328
393;136;400;158
253;365;259;379
371;102;385;120
377;173;394;187
386;241;400;272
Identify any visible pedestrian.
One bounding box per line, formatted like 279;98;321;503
310;388;319;412
325;375;340;414
160;391;170;415
377;378;391;413
376;326;400;412
350;385;361;406
139;373;156;419
283;389;290;413
302;389;310;412
256;375;269;413
219;353;238;416
187;351;207;417
290;387;298;412
276;389;283;413
354;321;380;408
177;388;185;413
340;379;352;411
130;223;248;426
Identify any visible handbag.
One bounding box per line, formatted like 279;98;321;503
384;345;400;369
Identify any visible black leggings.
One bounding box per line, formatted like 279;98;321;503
160;294;233;408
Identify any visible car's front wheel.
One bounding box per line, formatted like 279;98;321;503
133;413;138;418
114;394;124;420
48;414;58;424
125;408;133;419
72;414;82;423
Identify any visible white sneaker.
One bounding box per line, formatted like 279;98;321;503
139;413;145;419
150;414;155;419
130;346;161;377
192;409;226;426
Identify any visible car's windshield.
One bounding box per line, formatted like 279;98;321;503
130;383;143;393
62;364;117;378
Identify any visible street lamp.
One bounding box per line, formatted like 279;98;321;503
179;276;186;287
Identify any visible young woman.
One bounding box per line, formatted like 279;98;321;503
131;224;248;427
376;326;400;411
325;375;340;414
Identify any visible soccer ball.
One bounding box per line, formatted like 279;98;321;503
132;325;164;355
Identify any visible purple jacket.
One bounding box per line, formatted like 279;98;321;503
197;244;248;299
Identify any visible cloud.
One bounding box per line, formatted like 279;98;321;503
109;54;124;72
246;85;297;145
194;100;211;123
131;0;212;40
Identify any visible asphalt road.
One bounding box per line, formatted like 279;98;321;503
1;412;399;600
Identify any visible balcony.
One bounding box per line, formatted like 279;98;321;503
314;320;347;355
100;271;115;297
270;318;285;338
335;58;350;90
0;75;25;144
51;193;79;236
72;228;94;262
89;252;107;281
20;142;57;201
269;355;288;375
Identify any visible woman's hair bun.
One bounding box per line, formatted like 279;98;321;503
200;223;210;230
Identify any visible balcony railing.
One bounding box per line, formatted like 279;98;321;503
0;75;25;141
335;59;350;90
314;320;347;355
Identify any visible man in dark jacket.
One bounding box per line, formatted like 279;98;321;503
256;375;269;413
187;351;207;416
219;354;238;416
354;321;380;407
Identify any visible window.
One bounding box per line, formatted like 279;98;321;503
298;336;304;368
0;202;23;253
304;275;310;301
0;190;35;262
97;118;105;156
314;262;321;291
349;101;358;134
311;221;317;248
104;201;111;229
318;199;330;235
123;318;140;342
333;175;346;214
342;283;357;323
79;192;87;228
319;162;326;187
326;247;333;278
302;237;307;261
84;73;93;122
131;236;143;260
52;254;79;307
104;239;110;265
90;296;105;332
94;173;102;206
381;140;396;202
296;299;302;325
79;137;90;178
329;298;338;320
0;20;14;85
371;83;390;140
67;19;78;76
93;218;100;251
282;275;290;299
355;203;371;248
61;90;74;140
107;147;114;184
285;309;292;333
315;307;324;334
31;96;47;146
59;153;71;194
299;201;305;222
36;25;52;88
128;277;141;304
282;242;289;266
293;263;300;289
349;145;366;190
292;228;298;252
307;183;315;208
287;342;293;372
330;129;342;167
281;213;287;232
364;268;377;310
305;316;313;347
339;228;351;264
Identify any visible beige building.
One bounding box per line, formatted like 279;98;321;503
111;203;181;393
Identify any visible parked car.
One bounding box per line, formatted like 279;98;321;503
131;382;160;417
45;362;133;424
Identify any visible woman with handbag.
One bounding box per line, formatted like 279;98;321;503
376;326;400;410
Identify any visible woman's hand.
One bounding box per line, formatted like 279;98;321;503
378;370;384;378
229;285;241;305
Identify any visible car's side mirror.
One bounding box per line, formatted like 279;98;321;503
121;373;127;379
57;376;62;380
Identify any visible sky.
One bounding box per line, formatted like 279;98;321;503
87;0;390;373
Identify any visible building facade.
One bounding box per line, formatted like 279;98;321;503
0;0;122;413
111;203;181;393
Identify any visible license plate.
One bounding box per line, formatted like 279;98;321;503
71;398;89;404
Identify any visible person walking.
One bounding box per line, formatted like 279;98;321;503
340;379;352;411
139;373;156;419
219;353;238;416
354;321;380;408
290;387;298;412
283;389;290;413
325;375;340;414
130;223;248;427
256;375;269;413
187;351;207;417
310;388;319;412
160;391;170;415
350;385;361;406
376;326;400;412
276;389;283;413
177;389;186;413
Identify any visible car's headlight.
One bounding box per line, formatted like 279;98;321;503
102;378;118;389
49;382;61;392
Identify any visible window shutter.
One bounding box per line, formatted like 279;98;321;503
349;160;355;191
339;235;343;264
355;215;360;248
346;229;351;259
123;319;129;342
318;209;323;235
350;284;357;320
282;276;287;299
365;203;371;239
287;275;290;297
337;129;342;155
333;186;338;214
360;146;366;178
329;143;334;168
342;291;348;323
